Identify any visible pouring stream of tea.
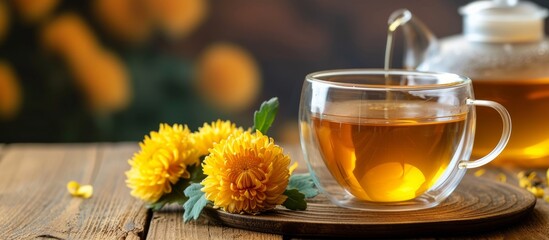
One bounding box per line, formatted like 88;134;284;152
384;10;412;103
385;11;410;71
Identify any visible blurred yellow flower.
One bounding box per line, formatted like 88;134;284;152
67;181;93;199
474;169;486;177
0;62;22;120
42;13;131;113
497;173;507;183
93;0;153;43
527;186;544;198
202;131;290;214
547;168;549;185
41;13;98;58
146;0;207;39
192;119;246;157
197;43;260;112
13;0;59;23
0;1;9;42
126;124;198;203
68;50;131;114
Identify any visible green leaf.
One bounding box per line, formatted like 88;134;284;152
183;183;211;222
147;162;205;211
287;173;319;198
253;97;279;134
189;160;207;183
282;189;307;210
147;178;189;211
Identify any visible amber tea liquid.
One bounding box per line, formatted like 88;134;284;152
473;78;549;166
312;101;466;202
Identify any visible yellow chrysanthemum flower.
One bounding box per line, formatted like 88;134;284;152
13;0;59;23
126;124;198;203
196;43;261;112
192;119;246;157
0;1;9;43
202;131;291;214
68;50;131;114
0;62;22;120
42;13;131;114
145;0;207;39
41;13;98;58
93;0;153;44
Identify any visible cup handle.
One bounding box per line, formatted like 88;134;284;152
458;99;512;169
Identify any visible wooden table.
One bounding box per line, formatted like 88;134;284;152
0;143;548;239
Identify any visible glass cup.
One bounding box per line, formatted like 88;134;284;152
299;69;511;211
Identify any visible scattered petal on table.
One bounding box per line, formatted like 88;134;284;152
497;173;507;183
67;180;93;198
474;169;485;177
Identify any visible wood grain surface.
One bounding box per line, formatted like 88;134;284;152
146;206;281;240
0;144;4;164
0;143;147;240
0;144;548;239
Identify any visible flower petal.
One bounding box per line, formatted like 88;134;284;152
67;181;93;198
67;181;80;195
76;185;94;198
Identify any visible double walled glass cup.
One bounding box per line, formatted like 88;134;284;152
299;69;511;211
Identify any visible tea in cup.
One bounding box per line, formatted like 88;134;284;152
299;69;511;211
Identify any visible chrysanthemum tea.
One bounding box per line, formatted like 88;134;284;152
299;70;512;211
312;101;466;202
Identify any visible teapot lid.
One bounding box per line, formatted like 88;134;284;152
459;0;548;42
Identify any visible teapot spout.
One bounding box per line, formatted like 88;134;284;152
388;9;438;69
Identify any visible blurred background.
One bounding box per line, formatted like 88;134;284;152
0;0;548;143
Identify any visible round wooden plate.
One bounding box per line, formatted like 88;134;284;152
203;176;536;238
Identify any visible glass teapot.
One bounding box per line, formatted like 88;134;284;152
392;0;549;166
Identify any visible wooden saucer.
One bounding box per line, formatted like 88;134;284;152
203;176;536;238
